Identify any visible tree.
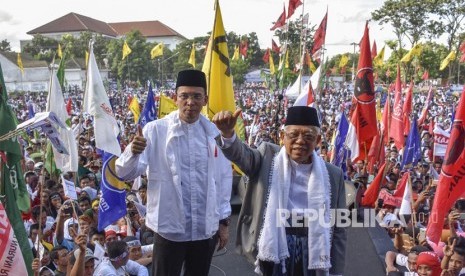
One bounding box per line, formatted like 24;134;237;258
23;34;57;63
372;0;436;49
0;39;11;52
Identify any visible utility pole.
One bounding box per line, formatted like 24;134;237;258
350;42;358;82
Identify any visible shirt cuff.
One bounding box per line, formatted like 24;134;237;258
220;133;237;149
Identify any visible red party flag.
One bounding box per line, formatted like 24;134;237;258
287;0;302;19
311;11;328;55
272;39;280;54
422;70;429;80
371;40;377;60
270;5;286;31
403;80;413;136
389;64;405;150
240;40;248;57
427;85;465;244
262;48;270;63
361;163;387;207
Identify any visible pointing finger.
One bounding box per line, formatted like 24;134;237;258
232;108;242;119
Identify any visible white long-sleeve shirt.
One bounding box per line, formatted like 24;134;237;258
116;111;232;241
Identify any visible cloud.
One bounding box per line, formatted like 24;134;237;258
0;11;13;22
340;10;371;23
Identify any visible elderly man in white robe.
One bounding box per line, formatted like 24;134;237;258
213;106;347;276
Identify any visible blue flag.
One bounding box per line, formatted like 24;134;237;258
27;102;35;119
332;113;349;168
401;117;421;169
97;152;127;231
138;83;157;128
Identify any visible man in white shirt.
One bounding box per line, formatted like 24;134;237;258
93;240;148;276
116;69;232;276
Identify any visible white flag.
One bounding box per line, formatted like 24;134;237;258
46;71;79;172
83;43;121;156
399;178;412;215
61;175;78;200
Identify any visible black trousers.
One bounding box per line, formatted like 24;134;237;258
152;232;218;276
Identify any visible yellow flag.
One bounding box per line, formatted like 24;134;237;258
57;44;63;59
440;50;456;71
269;52;276;75
339;54;349;68
202;0;245;141
129;97;140;123
151;43;164;59
232;45;239;60
373;45;385;67
158;95;178;118
401;44;422;63
85;51;89;68
308;59;316;73
17;53;24;74
188;43;196;68
122;40;132;60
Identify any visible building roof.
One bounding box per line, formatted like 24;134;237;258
1;51;48;68
109;20;186;39
27;12;118;37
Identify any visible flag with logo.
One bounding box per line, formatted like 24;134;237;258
122;40;132;60
0;62;33;275
158;95;178;118
17;53;24;74
151;43;164;59
401;117;421;169
389;64;405;150
139;83;157;128
427;85;465;244
403;80;413;136
129;97;140;123
202;0;244;140
440;50;456;71
46;68;79;172
188;43;196;67
373;45;385;67
346;22;378;162
97;153;127;231
83;43;121;157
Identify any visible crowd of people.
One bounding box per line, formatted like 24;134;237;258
4;67;464;275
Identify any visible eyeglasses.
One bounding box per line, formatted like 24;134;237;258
177;93;204;101
284;131;318;142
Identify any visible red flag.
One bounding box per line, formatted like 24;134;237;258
311;11;328;55
287;0;302;19
427;85;465;244
460;41;465;63
361;163;387;207
403;80;413;136
418;87;433;126
389;64;405;150
240;40;248;57
367;133;383;174
306;81;315;106
381;93;391;145
393;172;410;198
270;5;286;31
422;70;429;80
66;98;72;116
346;22;378;162
262;48;270;63
0;203;28;275
272;39;280;54
371;40;377;60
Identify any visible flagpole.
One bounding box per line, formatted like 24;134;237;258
407;174;416;239
205;0;219;118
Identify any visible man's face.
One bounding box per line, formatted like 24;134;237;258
84;259;95;276
79;220;90;235
91;234;105;246
407;252;418;272
80;178;90;188
57;249;69;267
79;200;91;212
139;189;147;201
128;246;142;261
281;125;320;164
448;252;465;274
175;86;207;124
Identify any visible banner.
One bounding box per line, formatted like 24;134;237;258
433;126;450;157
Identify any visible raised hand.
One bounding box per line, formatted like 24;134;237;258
131;125;147;155
212;108;242;138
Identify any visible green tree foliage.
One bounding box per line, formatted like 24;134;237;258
434;0;465;51
0;39;12;52
23;34;57;63
372;0;436;49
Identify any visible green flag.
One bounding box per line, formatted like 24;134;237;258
57;53;66;89
0;62;30;212
44;141;60;177
0;62;33;275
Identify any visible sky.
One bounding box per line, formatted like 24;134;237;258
0;0;397;58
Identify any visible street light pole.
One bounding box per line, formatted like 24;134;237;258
350;42;357;81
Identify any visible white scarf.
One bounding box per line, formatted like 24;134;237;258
256;148;332;273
